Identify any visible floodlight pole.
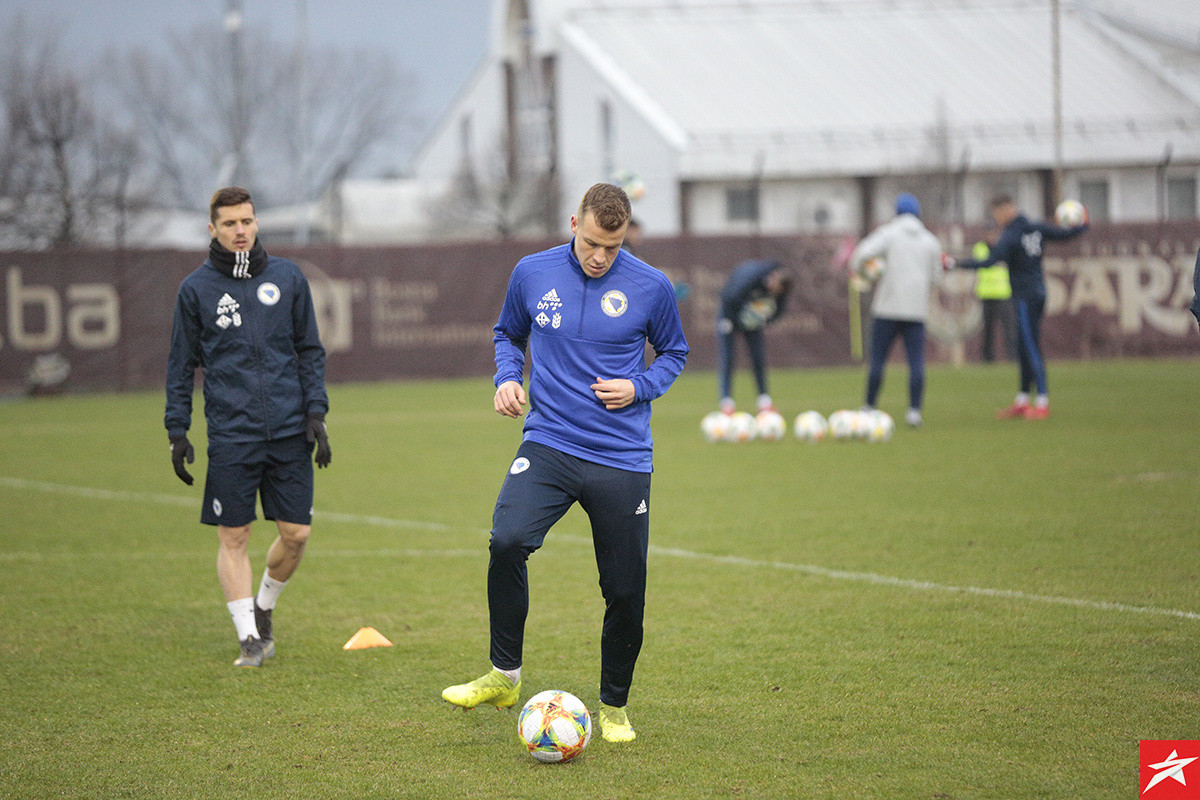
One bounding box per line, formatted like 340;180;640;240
225;0;247;186
1051;0;1064;204
296;0;311;244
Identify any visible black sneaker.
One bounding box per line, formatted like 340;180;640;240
254;604;275;659
234;636;265;667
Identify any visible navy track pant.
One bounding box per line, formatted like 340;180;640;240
864;317;926;410
717;321;769;401
1013;294;1048;396
488;441;651;707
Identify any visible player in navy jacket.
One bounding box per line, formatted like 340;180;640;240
716;259;791;415
957;194;1087;419
443;184;688;744
165;187;330;668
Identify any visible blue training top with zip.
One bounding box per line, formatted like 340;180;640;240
493;240;688;473
165;256;327;443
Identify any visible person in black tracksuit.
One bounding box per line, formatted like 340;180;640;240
957;194;1087;420
164;186;331;668
716;260;792;415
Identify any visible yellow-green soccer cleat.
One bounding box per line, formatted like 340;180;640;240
597;703;636;742
441;668;521;710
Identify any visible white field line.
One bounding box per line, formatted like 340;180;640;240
2;475;1197;622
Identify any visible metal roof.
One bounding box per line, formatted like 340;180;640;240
558;0;1200;178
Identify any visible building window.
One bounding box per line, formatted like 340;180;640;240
1078;179;1109;223
1166;176;1197;220
726;186;759;223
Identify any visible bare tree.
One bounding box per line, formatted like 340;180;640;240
0;15;148;249
0;16;63;247
28;73;91;246
107;21;418;214
0;11;416;247
429;134;559;240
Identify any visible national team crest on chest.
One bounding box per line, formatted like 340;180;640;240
601;290;628;317
257;282;281;306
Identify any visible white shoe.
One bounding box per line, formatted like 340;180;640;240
905;408;922;427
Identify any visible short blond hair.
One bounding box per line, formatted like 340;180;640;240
578;183;632;232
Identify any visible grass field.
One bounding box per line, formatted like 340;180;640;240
1;358;1198;799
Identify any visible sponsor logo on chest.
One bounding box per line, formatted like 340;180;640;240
534;287;632;328
215;293;241;329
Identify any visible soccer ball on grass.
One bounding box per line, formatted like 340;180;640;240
793;411;828;442
725;411;756;442
827;410;860;440
754;410;786;441
701;411;731;443
863;410;894;442
517;690;592;763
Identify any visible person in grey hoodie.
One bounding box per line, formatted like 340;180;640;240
848;193;946;427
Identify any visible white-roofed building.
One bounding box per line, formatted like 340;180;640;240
405;0;1200;240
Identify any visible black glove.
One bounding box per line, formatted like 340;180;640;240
169;435;195;485
306;413;331;468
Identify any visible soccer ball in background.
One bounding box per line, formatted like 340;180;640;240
517;690;592;763
738;296;777;330
853;410;873;439
725;411;757;442
863;410;894;443
611;170;646;201
701;412;731;443
1054;199;1088;227
858;257;885;281
793;411;828;442
827;410;860;440
754;410;786;441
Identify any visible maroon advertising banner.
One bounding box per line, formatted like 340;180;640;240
1;224;1196;394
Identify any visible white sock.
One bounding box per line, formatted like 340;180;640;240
227;597;258;641
256;570;287;610
756;393;773;411
494;665;521;685
1015;392;1030;406
1034;394;1049;409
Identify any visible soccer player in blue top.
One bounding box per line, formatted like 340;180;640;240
957;194;1087;419
442;184;689;744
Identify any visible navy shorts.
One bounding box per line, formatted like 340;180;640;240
201;434;314;527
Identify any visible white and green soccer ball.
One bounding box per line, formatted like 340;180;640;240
611;169;646;201
1054;199;1088;227
517;690;592;764
701;411;731;443
863;410;894;442
793;411;828;442
738;297;777;330
754;410;786;441
725;411;757;442
827;409;860;440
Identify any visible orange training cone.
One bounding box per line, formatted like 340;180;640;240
343;626;394;650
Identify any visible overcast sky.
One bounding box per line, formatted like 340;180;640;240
13;0;494;172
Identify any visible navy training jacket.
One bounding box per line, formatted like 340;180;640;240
959;214;1086;299
165;256;327;443
719;259;787;328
